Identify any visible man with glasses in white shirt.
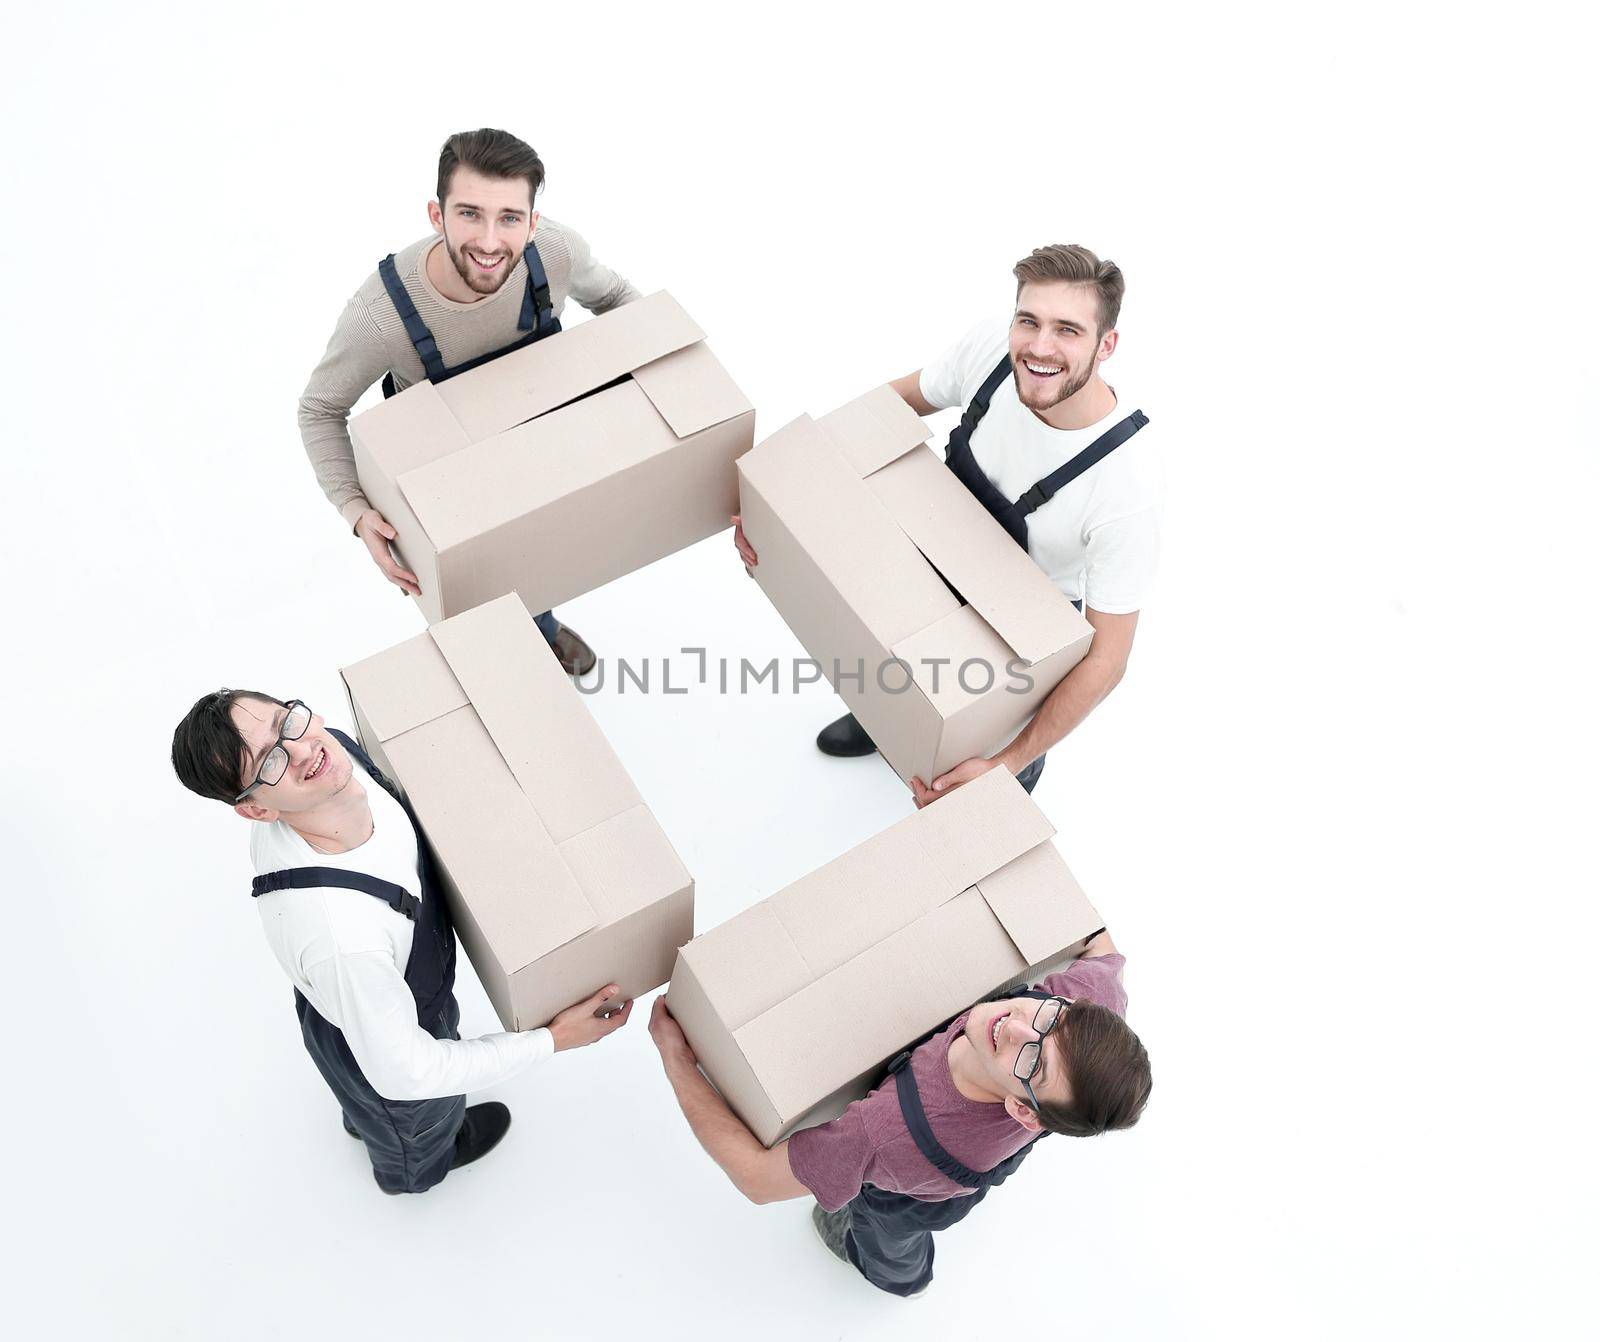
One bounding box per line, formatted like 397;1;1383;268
172;688;633;1194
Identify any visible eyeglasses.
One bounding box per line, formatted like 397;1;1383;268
1011;996;1071;1113
234;700;313;803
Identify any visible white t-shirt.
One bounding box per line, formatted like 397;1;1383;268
920;318;1163;614
250;776;552;1102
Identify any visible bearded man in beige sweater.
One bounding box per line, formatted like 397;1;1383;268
297;128;642;674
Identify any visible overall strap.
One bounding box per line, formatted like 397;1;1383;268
1014;410;1149;519
947;355;1014;456
377;253;449;383
251;866;420;921
518;241;557;335
882;982;1060;1190
888;1054;987;1190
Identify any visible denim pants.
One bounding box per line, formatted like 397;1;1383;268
534;610;560;643
295;990;466;1194
844;1182;995;1297
1014;756;1046;793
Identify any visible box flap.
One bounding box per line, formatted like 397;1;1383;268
768;824;947;979
380;709;598;972
631;340;754;438
910;767;1056;895
435;290;704;441
864;446;1086;666
427;595;641;842
558;804;691;924
974;843;1099;966
349;380;474;479
733;890;1026;1125
891;604;1019;714
338;632;470;743
679;904;814;1031
816;383;931;479
740;414;960;647
397;382;681;552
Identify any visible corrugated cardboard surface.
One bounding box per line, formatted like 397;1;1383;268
738;386;1095;784
350;291;755;623
668;769;1102;1145
340;594;694;1031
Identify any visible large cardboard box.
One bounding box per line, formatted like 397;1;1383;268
340;594;694;1031
737;385;1097;785
351;291;756;624
666;769;1103;1146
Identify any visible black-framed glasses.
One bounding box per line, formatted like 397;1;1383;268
234;700;313;803
1012;996;1071;1113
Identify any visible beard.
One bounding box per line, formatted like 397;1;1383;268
444;234;517;296
1012;355;1095;413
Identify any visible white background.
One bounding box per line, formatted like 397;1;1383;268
3;2;1594;1338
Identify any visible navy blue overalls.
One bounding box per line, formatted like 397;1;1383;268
843;986;1064;1297
942;358;1150;792
250;729;464;1194
376;242;564;644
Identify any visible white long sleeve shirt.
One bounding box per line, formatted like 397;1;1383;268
249;779;553;1101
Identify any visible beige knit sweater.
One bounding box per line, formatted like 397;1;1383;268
297;217;640;527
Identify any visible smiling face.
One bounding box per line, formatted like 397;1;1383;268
1008;281;1117;415
962;995;1073;1126
230;698;357;822
427;164;537;296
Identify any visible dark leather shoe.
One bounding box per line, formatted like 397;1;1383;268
816;712;877;758
450;1101;511;1170
551;624;597;677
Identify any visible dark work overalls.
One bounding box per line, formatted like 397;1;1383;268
942;358;1150;794
250;729;465;1194
376;242;565;645
843;987;1061;1297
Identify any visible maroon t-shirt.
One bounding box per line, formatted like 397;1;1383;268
787;954;1128;1211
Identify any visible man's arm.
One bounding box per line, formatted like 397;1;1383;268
890;368;939;416
562;223;641;314
648;999;810;1204
992;606;1138;772
298;298;423;594
317;952;631;1101
297;297;394;529
914;607;1138;803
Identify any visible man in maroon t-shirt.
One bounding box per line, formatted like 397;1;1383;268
648;928;1151;1298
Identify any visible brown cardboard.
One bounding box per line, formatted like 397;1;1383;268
737;384;1097;784
340;594;694;1031
667;769;1103;1146
351;291;757;624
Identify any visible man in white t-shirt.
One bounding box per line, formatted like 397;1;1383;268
171;688;633;1194
735;243;1161;803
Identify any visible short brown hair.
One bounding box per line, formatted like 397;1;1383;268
1013;244;1125;333
1035;1001;1151;1137
437;128;546;209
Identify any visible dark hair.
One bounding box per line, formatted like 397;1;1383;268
1035;1001;1151;1137
1013;243;1126;334
171;688;284;804
436;128;545;209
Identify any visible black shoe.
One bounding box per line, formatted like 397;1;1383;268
550;625;597;677
449;1101;512;1170
342;1112;361;1140
816;712;878;758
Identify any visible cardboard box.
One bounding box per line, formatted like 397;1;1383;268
351;291;756;624
666;769;1102;1146
737;385;1096;785
340;594;694;1031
